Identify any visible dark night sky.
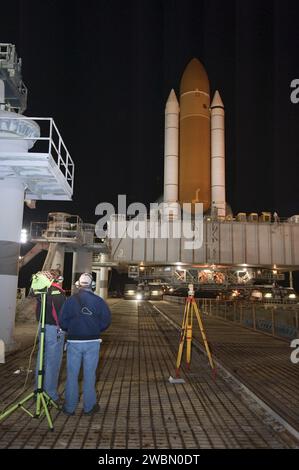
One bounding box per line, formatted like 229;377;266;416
1;0;299;288
1;0;299;223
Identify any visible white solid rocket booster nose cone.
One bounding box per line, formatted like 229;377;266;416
211;89;224;108
165;88;180;113
163;89;180;219
211;90;226;217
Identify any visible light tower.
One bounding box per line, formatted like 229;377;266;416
0;44;74;351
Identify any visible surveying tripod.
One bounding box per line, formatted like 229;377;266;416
173;284;215;380
0;275;60;431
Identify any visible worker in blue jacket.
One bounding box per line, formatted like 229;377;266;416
60;273;111;415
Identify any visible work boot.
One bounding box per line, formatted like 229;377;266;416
84;403;100;415
61;406;75;416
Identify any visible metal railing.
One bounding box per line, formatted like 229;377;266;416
0;116;74;192
0;43;16;63
204;214;299;224
108;212;299;225
30;218;83;243
48;118;74;192
164;296;299;340
29;219;107;249
0;43;28;113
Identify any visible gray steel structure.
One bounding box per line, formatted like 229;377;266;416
110;219;299;269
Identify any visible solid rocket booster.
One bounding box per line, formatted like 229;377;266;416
179;58;211;212
211;90;226;217
163;89;180;208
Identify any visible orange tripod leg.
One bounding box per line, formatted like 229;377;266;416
192;299;215;371
175;298;189;377
186;299;193;369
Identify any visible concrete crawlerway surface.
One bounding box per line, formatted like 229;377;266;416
0;299;298;449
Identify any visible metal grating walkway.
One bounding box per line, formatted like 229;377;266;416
153;300;299;435
0;300;298;449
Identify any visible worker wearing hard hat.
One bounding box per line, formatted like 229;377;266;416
34;270;66;403
60;273;111;415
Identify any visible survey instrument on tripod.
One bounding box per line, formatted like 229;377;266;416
0;271;60;431
169;284;215;384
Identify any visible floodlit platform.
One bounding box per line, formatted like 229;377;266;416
0;300;298;449
0;116;74;200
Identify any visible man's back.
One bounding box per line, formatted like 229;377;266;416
60;290;111;340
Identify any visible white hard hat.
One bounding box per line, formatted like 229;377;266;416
78;273;93;287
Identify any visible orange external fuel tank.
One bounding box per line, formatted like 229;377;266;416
179;58;211;213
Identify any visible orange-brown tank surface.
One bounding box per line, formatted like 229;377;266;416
179;58;211;212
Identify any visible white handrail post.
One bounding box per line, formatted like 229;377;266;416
48;118;53;155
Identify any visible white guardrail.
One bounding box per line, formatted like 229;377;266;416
0;116;74;192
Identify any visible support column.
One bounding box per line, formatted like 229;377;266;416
95;254;109;299
0;179;25;351
99;266;109;300
51;244;65;275
72;249;93;290
289;271;293;289
95;270;101;296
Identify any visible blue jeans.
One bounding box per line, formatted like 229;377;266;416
35;324;65;401
64;341;100;413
